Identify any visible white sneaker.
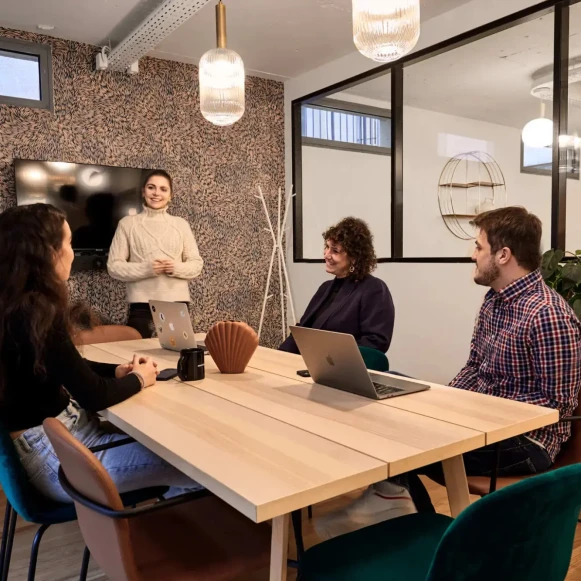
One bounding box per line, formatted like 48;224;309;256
315;482;417;540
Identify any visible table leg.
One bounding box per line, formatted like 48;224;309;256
270;514;289;581
442;454;470;517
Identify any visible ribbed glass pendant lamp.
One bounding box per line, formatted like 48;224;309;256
199;0;245;126
352;0;420;63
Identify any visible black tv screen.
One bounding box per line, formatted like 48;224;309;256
14;159;148;251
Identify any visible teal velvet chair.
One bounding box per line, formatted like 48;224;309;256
358;346;389;372
0;424;167;581
299;463;581;581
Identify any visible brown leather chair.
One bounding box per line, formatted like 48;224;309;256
468;403;581;496
75;325;142;345
43;418;271;581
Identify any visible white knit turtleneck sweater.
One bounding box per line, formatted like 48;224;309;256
107;206;203;304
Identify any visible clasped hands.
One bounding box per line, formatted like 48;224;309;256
115;354;159;387
152;259;175;275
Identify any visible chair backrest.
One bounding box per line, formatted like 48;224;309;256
0;423;53;522
554;399;581;467
43;418;140;581
75;325;141;346
426;464;581;581
359;346;389;372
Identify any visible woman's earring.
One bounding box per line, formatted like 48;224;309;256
349;265;355;273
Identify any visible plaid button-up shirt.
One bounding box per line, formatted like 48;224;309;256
450;270;581;462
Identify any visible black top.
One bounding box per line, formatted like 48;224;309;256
303;277;346;328
279;274;395;355
0;319;141;432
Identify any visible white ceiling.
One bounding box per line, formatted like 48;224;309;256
0;0;473;81
342;6;581;131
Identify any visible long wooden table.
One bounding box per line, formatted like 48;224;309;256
82;339;558;581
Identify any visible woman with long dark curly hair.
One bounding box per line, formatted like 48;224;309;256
279;217;394;354
0;204;201;503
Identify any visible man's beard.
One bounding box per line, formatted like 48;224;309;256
474;258;500;287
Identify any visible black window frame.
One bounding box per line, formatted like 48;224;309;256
0;37;53;111
292;0;574;263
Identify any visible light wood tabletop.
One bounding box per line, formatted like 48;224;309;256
241;344;560;445
177;367;485;477
100;381;386;522
83;343;383;581
83;339;559;581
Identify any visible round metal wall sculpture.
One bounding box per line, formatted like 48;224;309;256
438;151;507;240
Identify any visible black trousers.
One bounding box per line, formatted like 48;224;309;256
402;435;553;512
127;303;155;338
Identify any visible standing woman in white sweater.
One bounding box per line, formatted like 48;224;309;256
108;170;203;337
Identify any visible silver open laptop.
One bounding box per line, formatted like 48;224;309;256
290;327;430;400
149;301;205;352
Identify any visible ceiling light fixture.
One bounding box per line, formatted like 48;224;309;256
522;101;553;148
37;24;55;31
199;0;245;126
352;0;420;63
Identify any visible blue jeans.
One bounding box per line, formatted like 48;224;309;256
13;401;202;504
394;435;552;512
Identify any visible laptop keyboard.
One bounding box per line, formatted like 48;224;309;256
372;382;405;396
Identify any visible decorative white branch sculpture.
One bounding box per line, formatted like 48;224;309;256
256;185;297;342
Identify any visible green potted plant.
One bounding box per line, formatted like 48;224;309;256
541;249;581;319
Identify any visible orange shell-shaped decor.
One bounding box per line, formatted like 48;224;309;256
205;321;259;374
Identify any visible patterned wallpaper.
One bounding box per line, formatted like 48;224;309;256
0;29;286;348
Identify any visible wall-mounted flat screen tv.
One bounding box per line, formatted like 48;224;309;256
14;159;148;251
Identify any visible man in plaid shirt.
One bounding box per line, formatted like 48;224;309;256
317;207;581;540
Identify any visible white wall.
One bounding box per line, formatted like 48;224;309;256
302;146;391;258
285;0;550;384
403;106;552;257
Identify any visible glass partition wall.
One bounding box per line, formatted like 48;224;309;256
292;0;576;262
298;74;392;260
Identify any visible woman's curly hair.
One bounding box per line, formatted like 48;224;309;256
323;217;377;281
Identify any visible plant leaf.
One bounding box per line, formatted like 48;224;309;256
561;263;581;284
562;280;576;293
574;299;581;321
541;249;564;279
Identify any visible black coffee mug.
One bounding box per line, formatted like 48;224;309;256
177;348;205;381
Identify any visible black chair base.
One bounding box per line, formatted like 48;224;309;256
0;503;17;581
0;502;89;581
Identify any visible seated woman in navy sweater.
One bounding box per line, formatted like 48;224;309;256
280;217;394;354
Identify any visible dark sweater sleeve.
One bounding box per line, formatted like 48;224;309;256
358;279;395;353
46;328;141;412
85;360;118;377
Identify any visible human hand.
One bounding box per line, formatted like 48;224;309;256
136;355;158;372
152;260;166;275
115;361;133;378
162;260;175;275
131;354;159;388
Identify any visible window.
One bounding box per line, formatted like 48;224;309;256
0;38;53;111
301;98;391;155
521;142;579;180
296;76;392;261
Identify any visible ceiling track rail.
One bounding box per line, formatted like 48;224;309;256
108;0;213;72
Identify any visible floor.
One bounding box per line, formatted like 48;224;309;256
3;477;581;580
